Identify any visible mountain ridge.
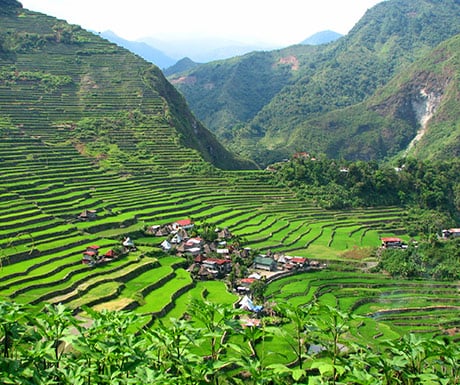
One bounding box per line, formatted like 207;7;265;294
0;5;255;171
99;30;176;69
285;34;460;161
301;30;343;45
168;0;460;166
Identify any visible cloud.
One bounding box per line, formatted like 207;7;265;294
21;0;383;45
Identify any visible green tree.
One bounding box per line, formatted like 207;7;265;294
313;304;355;385
274;302;316;371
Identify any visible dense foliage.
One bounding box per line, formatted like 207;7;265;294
1;299;459;385
169;0;460;166
271;156;460;223
378;238;460;280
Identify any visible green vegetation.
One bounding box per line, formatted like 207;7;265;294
1;299;459;384
0;4;458;384
271;155;460;224
377;238;460;280
169;0;460;166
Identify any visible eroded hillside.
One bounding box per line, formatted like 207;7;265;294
169;0;460;166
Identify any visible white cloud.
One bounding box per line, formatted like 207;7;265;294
20;0;383;45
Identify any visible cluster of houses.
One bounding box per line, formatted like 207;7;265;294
146;218;323;286
82;245;118;266
81;237;137;266
147;219;245;279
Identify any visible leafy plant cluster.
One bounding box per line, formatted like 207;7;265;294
0;68;73;91
377;238;460;280
0;22;83;53
271;156;460;220
1;299;459;385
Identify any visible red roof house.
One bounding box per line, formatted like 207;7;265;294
291;257;308;265
381;237;403;248
104;249;117;258
173;219;194;230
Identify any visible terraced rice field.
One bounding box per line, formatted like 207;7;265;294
0;124;419;323
1;7;456;341
265;271;460;341
0;122;417;324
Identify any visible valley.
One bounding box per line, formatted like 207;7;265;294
0;1;459;383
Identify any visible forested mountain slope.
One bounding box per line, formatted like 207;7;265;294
170;44;324;144
287;33;460;160
0;0;254;171
169;0;460;166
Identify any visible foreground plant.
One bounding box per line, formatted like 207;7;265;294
0;300;458;384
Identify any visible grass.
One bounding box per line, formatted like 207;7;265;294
135;269;193;314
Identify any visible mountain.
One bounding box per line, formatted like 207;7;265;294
0;1;255;171
138;36;280;63
163;57;200;77
168;0;460;166
301;30;343;45
287;33;460;160
168;44;324;161
99;30;176;69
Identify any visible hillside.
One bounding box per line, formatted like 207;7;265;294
169;44;324;155
0;1;254;171
169;0;460;166
287;33;460;160
0;0;421;316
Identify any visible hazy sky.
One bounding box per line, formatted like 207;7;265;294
20;0;384;45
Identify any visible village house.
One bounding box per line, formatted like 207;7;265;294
202;258;232;277
146;223;174;236
237;277;257;293
82;245;123;266
170;233;184;245
82;250;96;265
185;237;203;246
285;256;309;270
161;239;172;251
216;227;232;240
185;237;203;250
172;218;194;231
253;255;277;271
82;245;100;265
380;237;405;248
78;209;96;221
442;228;460;239
188;255;232;280
122;237;137;252
104;249;118;259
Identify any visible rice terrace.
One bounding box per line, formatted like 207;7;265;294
0;1;459;384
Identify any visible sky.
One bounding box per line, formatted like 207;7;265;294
20;0;384;46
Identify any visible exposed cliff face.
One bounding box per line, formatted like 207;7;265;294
407;88;443;152
284;34;460;163
370;69;452;154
